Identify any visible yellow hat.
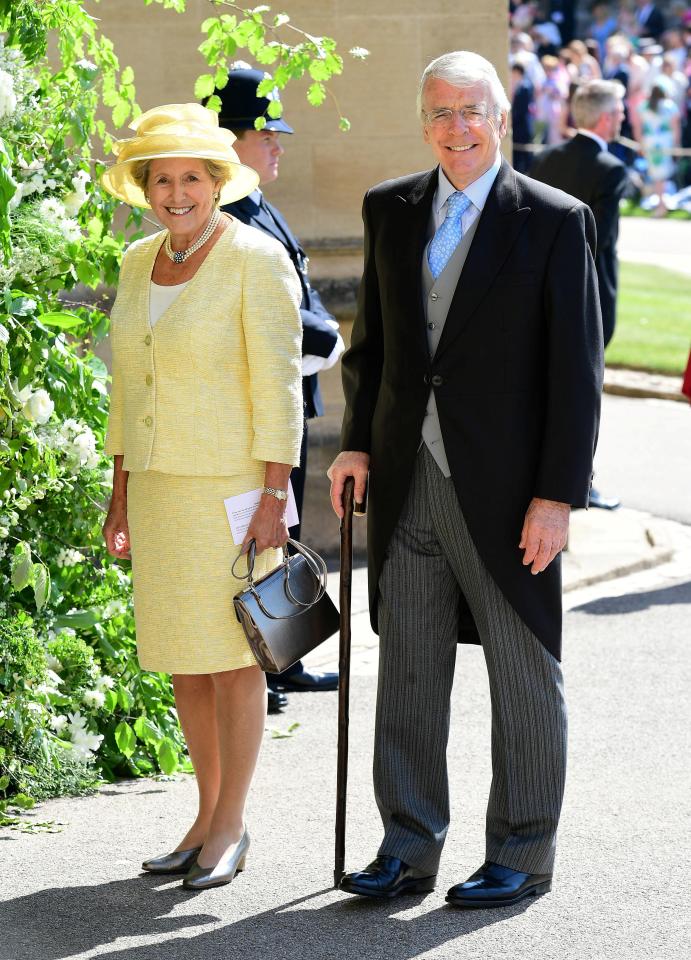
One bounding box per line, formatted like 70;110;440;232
100;103;259;208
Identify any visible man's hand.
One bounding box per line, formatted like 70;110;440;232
519;497;570;575
327;451;370;519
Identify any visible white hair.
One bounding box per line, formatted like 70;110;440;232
417;51;511;119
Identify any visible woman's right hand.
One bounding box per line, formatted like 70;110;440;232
103;500;131;559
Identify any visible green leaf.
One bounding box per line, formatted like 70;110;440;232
112;99;131;128
104;689;118;713
194;73;216;99
339;116;351;132
267;99;283;119
55;610;99;629
205;94;222;114
120;66;134;85
307;82;326;107
134;716;161;745
38;312;82;330
115;721;136;758
0;775;10;792
254;116;267;131
157;737;179;775
10;793;35;810
11;542;33;592
33;564;50;612
308;59;331;82
117;686;134;711
214;66;228;90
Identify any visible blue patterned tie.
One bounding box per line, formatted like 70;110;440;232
428;191;472;279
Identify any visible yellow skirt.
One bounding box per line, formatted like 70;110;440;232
126;470;281;674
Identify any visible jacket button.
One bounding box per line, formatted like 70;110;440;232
431;374;443;387
430;293;439;301
145;374;153;386
144;334;152;346
144;416;153;427
428;322;436;330
423;374;430;386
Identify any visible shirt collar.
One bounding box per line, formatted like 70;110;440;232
249;188;263;204
577;128;608;152
435;153;502;215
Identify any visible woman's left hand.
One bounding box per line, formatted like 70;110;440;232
242;495;290;554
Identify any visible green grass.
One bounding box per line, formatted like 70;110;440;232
605;262;691;375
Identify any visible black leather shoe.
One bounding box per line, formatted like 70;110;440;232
268;668;338;693
340;856;436;899
267;689;288;714
588;487;620;510
446;861;552;908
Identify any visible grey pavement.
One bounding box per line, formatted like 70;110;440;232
618;216;691;278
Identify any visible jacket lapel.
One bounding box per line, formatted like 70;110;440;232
393;169;438;354
435;160;531;359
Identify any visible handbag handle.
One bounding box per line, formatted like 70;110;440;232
231;538;329;620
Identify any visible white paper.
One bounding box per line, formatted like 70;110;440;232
224;482;299;545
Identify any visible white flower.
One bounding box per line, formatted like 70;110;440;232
83;688;106;709
51;715;69;733
56;547;86;568
22;388;54;425
8;179;22;210
0;543;6;560
349;46;370;60
0;323;7;345
63;170;90;217
95;674;115;691
102;599;125;620
60;217;81;244
46;653;63;672
75;59;97;72
67;425;99;469
0;69;17;118
38;196;67;221
70;725;104;760
46;669;64;687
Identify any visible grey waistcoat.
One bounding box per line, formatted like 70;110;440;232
421;215;481;476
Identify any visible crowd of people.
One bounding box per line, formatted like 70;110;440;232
509;1;691;215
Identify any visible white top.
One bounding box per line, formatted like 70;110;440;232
431;153;502;236
149;280;189;327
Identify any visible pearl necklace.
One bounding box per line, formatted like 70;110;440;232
164;208;221;264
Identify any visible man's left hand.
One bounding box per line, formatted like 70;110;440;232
519;497;570;574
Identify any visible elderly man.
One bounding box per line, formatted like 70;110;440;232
328;50;603;908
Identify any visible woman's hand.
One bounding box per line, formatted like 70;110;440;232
103;500;131;559
242;494;290;555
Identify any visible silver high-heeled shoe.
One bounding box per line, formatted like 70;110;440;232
142;845;202;874
182;830;250;890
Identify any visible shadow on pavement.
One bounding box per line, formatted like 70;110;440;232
572;579;691;617
1;876;535;960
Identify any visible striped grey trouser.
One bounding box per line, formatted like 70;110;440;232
375;446;567;876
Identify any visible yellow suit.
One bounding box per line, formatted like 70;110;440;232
105;219;304;674
106;219;303;472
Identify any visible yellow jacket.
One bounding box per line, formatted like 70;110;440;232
104;220;304;474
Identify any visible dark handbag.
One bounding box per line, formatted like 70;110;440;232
232;538;339;674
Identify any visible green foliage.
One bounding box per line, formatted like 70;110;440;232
185;0;367;131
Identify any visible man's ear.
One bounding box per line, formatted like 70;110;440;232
499;111;509;138
422;122;430;144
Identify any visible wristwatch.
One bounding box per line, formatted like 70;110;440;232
263;486;288;502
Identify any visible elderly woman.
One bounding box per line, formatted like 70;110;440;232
101;104;303;890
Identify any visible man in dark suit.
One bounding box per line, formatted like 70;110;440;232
635;1;666;39
531;79;626;509
213;66;342;705
510;62;535;174
328;50;603;908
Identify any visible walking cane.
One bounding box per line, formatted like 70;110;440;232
334;476;354;888
334;475;367;888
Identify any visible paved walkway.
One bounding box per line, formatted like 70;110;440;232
618;216;691;277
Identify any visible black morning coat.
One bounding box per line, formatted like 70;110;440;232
340;159;604;661
530;133;628;347
222;194;339;419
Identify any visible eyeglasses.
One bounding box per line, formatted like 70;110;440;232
422;106;492;127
